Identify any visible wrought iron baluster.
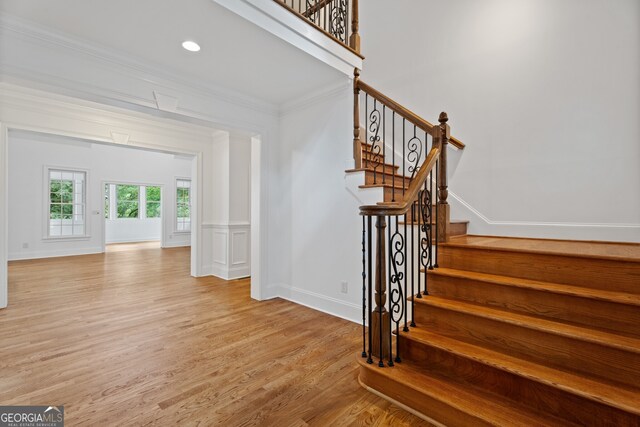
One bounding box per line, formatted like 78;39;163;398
416;190;423;298
389;215;404;363
367;215;373;364
403;213;408;332
345;0;349;43
410;202;416;326
361;215;367;358
407;125;423;181
429;135;434;272
365;94;369;170
382;105;386;186
392;111;395;202
369;100;382;184
420;182;432;296
435;160;439;268
402;118;406;193
387;216;394;367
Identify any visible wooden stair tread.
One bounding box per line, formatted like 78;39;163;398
398;327;640;415
357;356;575;426
444;235;640;263
401;220;469;225
345;168;410;183
428;268;640;307
414;296;640;354
345;167;402;175
359;183;408;190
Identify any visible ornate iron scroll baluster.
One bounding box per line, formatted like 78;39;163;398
368;100;382;182
419;184;433;295
389;216;405;363
407;126;423;181
329;0;347;42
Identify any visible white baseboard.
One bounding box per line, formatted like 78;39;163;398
161;241;191;248
448;191;640;243
106;238;161;244
8;247;104;261
210;264;251;281
276;284;361;324
262;284;281;300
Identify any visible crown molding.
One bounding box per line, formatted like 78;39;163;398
279;79;350;117
0;12;279;117
0;82;222;143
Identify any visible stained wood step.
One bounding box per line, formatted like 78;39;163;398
412;296;640;389
440;235;640;294
359;156;399;172
359;183;409;203
425;268;640;337
402;220;468;236
346;167;411;187
357;356;575;427
397;327;640;425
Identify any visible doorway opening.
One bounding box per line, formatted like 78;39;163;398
6;130;196;263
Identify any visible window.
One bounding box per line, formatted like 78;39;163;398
104;184;110;219
116;185;139;218
48;169;86;237
146;186;161;218
176;179;191;232
104;184;162;219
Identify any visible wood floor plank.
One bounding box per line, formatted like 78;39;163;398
0;243;424;426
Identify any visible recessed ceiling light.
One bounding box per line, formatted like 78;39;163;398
182;40;200;52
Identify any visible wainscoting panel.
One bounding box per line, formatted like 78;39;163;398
207;223;250;280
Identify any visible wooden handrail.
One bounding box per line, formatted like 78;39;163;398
356;80;465;150
360;146;441;216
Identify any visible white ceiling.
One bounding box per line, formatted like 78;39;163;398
0;0;345;105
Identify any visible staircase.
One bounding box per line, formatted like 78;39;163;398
275;1;640;425
359;236;640;426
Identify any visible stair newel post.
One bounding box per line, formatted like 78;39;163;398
349;0;360;53
372;215;390;365
437;112;451;243
353;69;362;169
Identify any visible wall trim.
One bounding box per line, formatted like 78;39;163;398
447;187;640;242
211;264;251;280
276;284;360;324
9;246;104;261
161;241;191;249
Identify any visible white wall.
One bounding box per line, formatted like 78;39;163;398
359;0;640;241
209;132;252;280
7;130;193;260
105;217;161;244
269;86;363;320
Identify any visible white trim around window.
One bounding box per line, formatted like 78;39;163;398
175;177;191;233
42;165;90;240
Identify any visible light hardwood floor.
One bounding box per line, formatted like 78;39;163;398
1;244;430;426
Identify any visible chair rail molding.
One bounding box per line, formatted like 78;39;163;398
212;0;363;76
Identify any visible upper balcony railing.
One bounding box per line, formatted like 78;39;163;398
273;0;361;56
